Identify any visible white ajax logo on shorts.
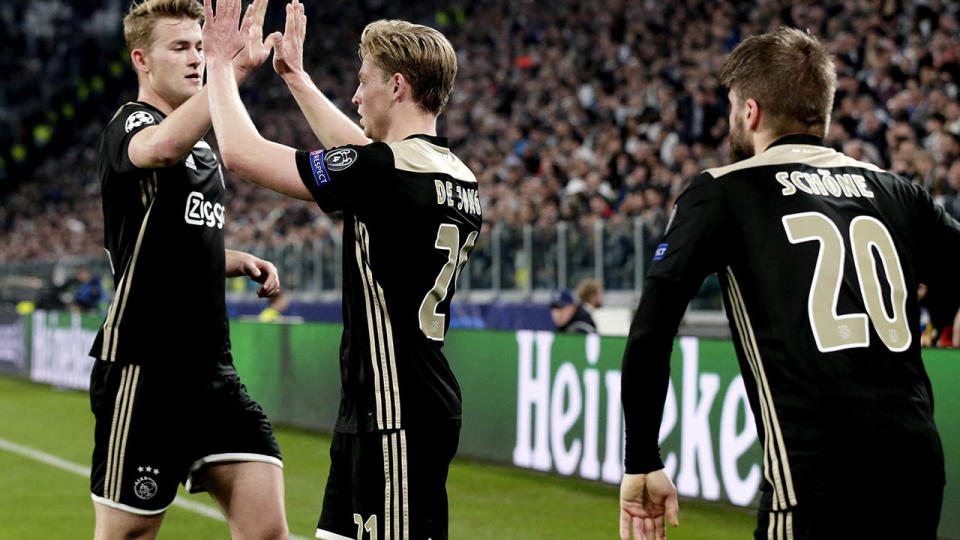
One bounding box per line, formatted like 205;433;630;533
133;476;158;500
125;111;155;133
324;148;358;171
184;191;225;229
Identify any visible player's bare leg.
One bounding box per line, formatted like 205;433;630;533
200;461;288;540
93;502;165;540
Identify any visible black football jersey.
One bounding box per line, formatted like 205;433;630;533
90;102;230;364
295;134;482;433
622;134;960;509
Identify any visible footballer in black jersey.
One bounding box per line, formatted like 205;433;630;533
88;1;288;538
204;3;478;539
620;28;960;540
90;100;231;364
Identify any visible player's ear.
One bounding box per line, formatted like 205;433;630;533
131;48;150;75
392;72;405;100
745;98;761;131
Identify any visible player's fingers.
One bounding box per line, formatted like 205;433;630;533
254;0;268;27
258;285;277;298
241;0;253;27
632;515;645;540
619;507;632;540
297;0;305;42
204;0;214;23
291;0;300;40
224;0;239;24
654;515;666;540
665;491;679;527
265;32;281;51
297;4;307;43
243;3;261;41
272;33;284;57
644;516;657;540
265;265;279;286
284;1;295;38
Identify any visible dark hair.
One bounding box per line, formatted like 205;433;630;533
719;27;837;136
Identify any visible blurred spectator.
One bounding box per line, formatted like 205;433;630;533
550;288;596;334
70;267;102;311
576;278;604;309
259;290;290;323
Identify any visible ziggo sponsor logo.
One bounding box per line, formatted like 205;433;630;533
184;191;225;229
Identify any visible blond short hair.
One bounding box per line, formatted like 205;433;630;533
124;0;203;52
359;19;458;115
719;27;837;136
576;278;602;304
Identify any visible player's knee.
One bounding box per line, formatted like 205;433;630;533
124;523;160;540
94;510;162;540
233;517;288;540
263;518;290;540
94;522;158;540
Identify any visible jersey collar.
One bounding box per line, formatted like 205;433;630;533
404;133;449;148
766;133;824;148
134;100;166;118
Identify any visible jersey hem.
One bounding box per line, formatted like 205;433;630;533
91;493;172;516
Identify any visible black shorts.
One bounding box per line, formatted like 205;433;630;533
316;426;459;540
754;481;943;540
89;355;281;515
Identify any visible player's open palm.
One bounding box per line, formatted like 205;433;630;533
202;0;245;62
620;470;679;540
234;0;281;77
273;0;307;78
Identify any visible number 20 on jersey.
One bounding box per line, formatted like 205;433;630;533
782;212;911;353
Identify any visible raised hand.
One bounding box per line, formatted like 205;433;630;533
202;0;244;63
234;0;282;79
273;0;307;78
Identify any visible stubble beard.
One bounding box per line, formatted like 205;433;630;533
728;118;755;163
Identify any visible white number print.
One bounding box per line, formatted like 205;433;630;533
782;211;911;352
419;224;478;341
352;513;377;540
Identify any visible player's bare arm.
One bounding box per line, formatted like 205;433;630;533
225;249;280;298
204;0;312;201
273;0;369;148
129;0;276;169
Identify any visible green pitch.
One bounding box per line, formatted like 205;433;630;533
0;375;755;539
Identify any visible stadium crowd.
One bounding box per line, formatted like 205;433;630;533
3;0;960;273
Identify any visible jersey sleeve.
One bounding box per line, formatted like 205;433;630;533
645;172;731;283
295;142;395;214
100;105;161;175
621;171;731;474
915;184;960;298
